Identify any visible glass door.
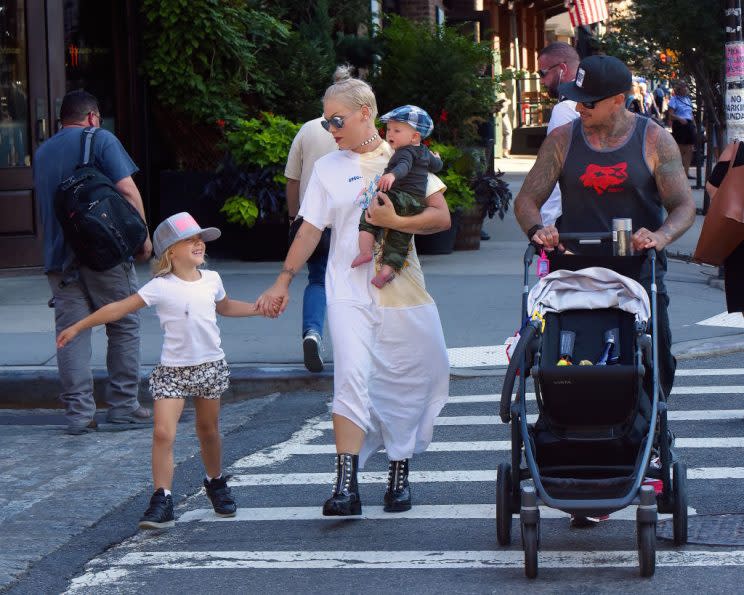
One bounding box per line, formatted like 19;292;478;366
0;0;47;268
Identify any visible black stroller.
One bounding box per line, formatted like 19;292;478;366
498;233;688;578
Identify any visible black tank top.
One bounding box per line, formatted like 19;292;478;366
557;115;663;255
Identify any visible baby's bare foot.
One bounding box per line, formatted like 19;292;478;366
351;253;373;268
371;268;395;288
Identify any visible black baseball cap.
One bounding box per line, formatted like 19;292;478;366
558;55;632;104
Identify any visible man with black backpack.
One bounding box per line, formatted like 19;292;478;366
34;90;153;434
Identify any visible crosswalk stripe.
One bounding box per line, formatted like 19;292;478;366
86;549;744;570
450;386;744;405
177;504;696;524
675;369;744;376
312;410;744;430
232;436;744;462
229;467;744;486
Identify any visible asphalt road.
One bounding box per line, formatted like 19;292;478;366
10;353;744;595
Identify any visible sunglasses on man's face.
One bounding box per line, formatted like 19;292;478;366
580;95;614;109
321;115;346;131
538;63;562;78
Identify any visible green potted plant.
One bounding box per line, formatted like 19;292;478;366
203;113;301;260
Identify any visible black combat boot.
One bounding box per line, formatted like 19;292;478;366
383;459;411;512
322;453;362;516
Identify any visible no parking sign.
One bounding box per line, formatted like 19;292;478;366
726;87;744;143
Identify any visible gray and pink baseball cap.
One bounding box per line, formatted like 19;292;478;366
153;212;221;257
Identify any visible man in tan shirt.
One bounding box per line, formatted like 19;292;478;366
285;116;337;371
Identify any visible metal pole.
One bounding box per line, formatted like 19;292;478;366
721;0;744;276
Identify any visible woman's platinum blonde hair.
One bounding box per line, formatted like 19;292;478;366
323;65;378;120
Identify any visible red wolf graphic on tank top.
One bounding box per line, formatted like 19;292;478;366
579;162;628;195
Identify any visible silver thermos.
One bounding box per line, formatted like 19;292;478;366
612;218;633;256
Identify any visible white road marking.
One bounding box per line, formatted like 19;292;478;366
229;467;744;486
232;414;327;468
450;385;744;404
177;504;696;524
65;569;131;593
675;369;744;376
696;311;744;329
86;549;744;571
230;437;744;463
447;345;508;367
307;410;744;430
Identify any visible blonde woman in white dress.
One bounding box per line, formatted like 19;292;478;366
257;73;451;516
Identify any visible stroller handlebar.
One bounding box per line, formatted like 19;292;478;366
557;231;613;242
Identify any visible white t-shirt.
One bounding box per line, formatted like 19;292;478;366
541;99;579;226
138;270;226;366
284;117;339;202
298;141;445;308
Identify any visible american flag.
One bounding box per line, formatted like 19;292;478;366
565;0;609;27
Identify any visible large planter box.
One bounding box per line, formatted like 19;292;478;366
158;170;288;261
415;211;460;255
454;205;486;251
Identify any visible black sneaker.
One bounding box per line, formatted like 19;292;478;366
302;330;324;373
204;476;237;517
65;419;98;435
139;488;175;529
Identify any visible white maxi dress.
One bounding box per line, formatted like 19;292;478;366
299;141;450;467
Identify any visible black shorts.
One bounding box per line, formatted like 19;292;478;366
672;119;696;145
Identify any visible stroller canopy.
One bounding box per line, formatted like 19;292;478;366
527;266;650;323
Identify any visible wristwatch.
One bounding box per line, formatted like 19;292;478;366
526;223;543;240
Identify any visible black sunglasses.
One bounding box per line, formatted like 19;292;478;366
538;63;562;78
580;95;617;109
321;115;346;131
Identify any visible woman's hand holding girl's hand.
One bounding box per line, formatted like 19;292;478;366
57;325;79;349
256;284;289;318
365;192;399;228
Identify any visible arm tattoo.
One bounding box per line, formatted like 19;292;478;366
514;125;570;232
650;128;696;242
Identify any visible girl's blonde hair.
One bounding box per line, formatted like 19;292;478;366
323;66;378;120
151;250;174;278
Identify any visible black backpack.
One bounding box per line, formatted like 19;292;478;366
55;127;148;271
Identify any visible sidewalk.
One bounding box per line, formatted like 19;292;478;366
0;155;741;408
2;155;743;593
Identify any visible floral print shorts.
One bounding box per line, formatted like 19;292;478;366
149;359;230;400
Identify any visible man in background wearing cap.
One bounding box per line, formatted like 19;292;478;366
351;104;443;288
515;54;695;402
536;42;581;227
34;90;152;434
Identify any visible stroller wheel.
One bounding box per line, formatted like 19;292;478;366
672;461;688;546
522;522;539;579
496;463;513;545
637;522;656;577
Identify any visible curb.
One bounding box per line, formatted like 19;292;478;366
0;364;334;408
672;333;744;360
3;333;744;408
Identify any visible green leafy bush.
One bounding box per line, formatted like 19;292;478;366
372;16;496;146
204;113;302;227
141;0;290;123
439;169;476;213
224;114;302;180
220;196;259;229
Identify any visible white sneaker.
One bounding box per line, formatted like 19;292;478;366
303;331;324;372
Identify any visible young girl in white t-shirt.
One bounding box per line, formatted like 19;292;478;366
57;212;277;529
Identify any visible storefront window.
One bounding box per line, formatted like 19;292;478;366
0;0;30;167
64;0;116;132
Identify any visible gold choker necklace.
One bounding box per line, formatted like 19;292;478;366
353;133;380;151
